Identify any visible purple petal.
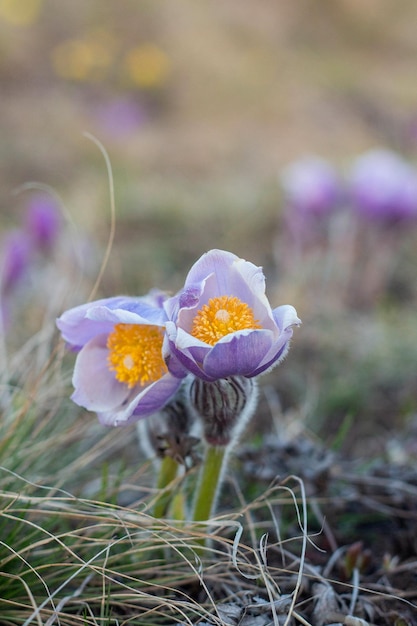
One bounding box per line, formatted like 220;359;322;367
190;251;266;308
57;297;132;347
244;305;300;376
184;249;238;286
202;330;273;380
163;331;189;378
165;323;213;380
97;374;182;427
86;302;166;326
168;345;212;381
272;304;302;331
57;295;166;348
71;335;128;411
131;374;183;418
249;329;294;377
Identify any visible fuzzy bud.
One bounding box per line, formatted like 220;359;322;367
137;387;200;467
188;375;258;446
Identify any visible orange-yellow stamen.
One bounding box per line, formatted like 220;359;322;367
191;295;261;346
107;323;167;388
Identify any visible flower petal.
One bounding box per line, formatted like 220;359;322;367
97;373;183;427
57;296;142;348
248;306;301;376
184;249;238;287
272;304;302;331
184;250;268;311
165;322;213;380
71;334;128;411
87;299;167;326
57;293;170;349
202;329;273;380
249;332;292;377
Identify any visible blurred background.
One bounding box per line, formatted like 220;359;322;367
1;0;417;459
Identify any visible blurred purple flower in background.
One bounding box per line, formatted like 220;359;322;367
0;229;32;294
281;156;342;218
96;96;147;138
164;249;300;382
349;149;417;223
24;194;61;252
56;293;184;427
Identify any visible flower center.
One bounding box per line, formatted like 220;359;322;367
107;323;167;388
191;295;261;346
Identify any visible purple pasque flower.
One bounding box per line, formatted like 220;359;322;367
56;292;184;427
24;194;61;252
349;149;417;222
164;250;300;382
1;229;32;294
96;96;147;138
280;156;341;218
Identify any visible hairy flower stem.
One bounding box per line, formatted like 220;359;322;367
153;455;181;519
192;444;227;522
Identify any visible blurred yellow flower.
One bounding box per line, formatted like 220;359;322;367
0;0;43;25
123;43;170;89
51;35;113;82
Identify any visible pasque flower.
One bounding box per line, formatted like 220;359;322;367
164;249;300;382
1;229;32;294
349;149;417;222
56;292;183;427
24;194;61;253
281;156;341;218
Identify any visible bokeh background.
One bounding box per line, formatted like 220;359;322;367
2;0;417;460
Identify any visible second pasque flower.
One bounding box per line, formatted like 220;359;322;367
164;249;300;382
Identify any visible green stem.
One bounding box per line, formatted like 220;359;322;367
153;455;180;519
192;445;227;521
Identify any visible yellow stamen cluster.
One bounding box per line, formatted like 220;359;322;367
191;295;261;346
107;323;167;388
